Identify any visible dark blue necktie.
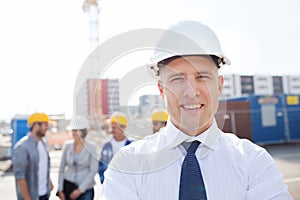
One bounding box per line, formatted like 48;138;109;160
179;141;207;200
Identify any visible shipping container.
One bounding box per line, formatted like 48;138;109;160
216;99;252;141
216;94;300;144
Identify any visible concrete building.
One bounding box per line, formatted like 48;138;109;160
283;75;300;94
221;74;300;99
221;74;241;99
253;75;273;95
75;79;120;128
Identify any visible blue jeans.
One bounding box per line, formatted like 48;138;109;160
77;188;94;200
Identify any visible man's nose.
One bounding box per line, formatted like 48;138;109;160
183;79;200;97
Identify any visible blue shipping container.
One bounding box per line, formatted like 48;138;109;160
224;95;287;144
249;95;286;144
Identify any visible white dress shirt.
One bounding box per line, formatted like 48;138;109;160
99;118;292;200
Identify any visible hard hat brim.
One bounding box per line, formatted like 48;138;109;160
149;54;231;77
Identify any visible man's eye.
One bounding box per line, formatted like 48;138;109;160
170;76;184;82
196;75;209;80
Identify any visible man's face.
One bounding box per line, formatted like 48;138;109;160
152;121;166;133
158;56;224;135
36;122;49;137
110;122;125;137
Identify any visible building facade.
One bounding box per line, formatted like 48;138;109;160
75;79;120;127
221;74;300;99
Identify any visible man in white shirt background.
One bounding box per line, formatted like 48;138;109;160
98;112;132;184
14;112;54;200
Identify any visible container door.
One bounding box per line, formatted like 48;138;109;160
285;95;300;141
216;100;252;141
251;95;286;144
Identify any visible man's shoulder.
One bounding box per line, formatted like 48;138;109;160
220;132;266;156
14;135;30;150
109;133;175;173
100;141;113;152
221;132;257;145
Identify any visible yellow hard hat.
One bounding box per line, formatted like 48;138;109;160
151;110;168;122
28;112;50;126
110;112;128;127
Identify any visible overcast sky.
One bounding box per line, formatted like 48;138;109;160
0;0;299;120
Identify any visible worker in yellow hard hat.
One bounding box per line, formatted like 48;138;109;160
98;112;132;183
14;112;54;200
151;109;168;133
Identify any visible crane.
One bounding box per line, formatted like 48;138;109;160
82;0;99;51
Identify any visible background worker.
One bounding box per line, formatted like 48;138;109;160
98;112;132;183
57;115;98;200
13;112;53;200
99;21;292;199
151;109;168;133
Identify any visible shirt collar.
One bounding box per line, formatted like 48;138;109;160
164;118;221;151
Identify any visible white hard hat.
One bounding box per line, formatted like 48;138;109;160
69;115;90;130
149;21;230;76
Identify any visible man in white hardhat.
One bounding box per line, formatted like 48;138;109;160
100;21;292;199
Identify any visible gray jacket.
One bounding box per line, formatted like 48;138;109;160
58;140;98;193
13;134;51;200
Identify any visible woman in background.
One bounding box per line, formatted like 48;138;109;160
57;115;98;200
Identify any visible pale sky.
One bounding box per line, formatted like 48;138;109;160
0;0;300;120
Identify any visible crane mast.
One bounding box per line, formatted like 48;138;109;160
83;0;99;51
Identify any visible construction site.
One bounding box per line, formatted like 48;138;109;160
1;0;300;199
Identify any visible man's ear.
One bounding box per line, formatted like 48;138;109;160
218;75;224;95
158;81;164;99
